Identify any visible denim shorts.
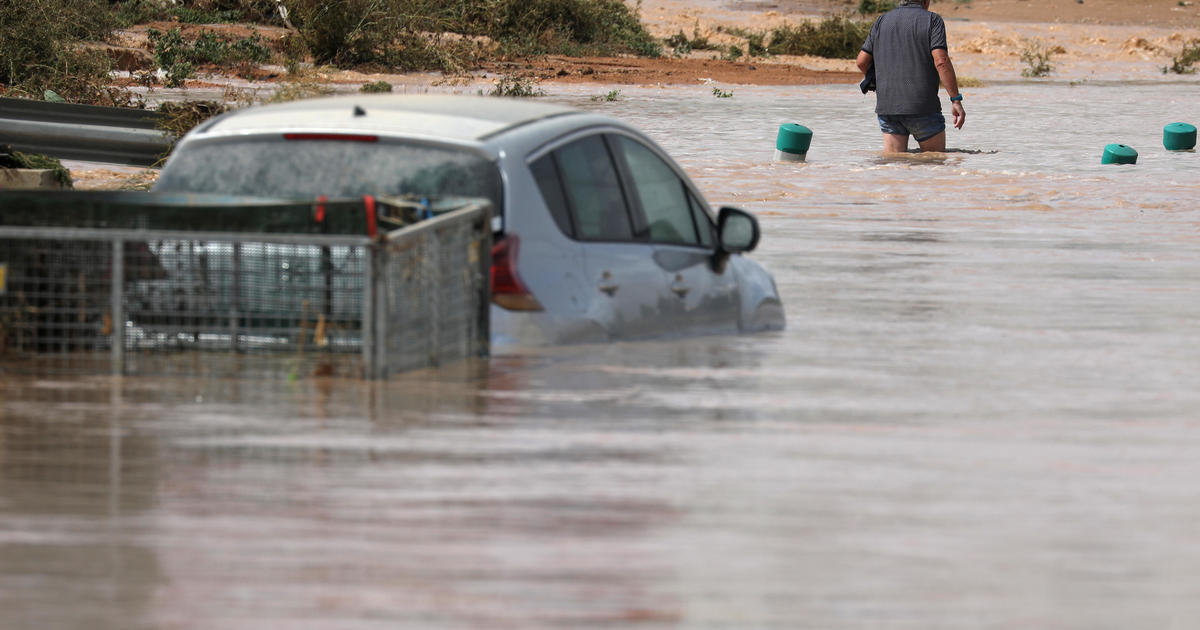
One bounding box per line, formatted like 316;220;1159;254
877;112;946;142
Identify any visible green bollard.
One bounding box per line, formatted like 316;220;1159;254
1164;123;1197;151
1101;143;1138;165
775;123;813;162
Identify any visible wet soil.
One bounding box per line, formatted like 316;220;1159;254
484;55;859;86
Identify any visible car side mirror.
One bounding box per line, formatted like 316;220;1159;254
717;206;760;254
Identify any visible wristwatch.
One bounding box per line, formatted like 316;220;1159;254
950;94;964;102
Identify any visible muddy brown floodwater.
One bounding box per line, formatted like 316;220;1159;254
5;81;1200;629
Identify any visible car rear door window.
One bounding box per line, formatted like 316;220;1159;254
613;136;700;247
553;135;634;242
529;155;575;238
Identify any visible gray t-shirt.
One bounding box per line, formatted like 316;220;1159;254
861;5;948;115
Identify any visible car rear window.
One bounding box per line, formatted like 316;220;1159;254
155;137;503;211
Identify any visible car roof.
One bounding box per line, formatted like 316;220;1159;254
194;94;582;143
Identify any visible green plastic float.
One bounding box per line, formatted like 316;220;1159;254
1101;143;1138;165
1163;122;1197;151
775;123;813;162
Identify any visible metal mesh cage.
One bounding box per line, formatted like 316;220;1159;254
0;193;491;378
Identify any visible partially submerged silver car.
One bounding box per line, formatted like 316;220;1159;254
155;94;784;345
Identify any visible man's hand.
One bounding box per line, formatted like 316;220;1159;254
951;101;965;130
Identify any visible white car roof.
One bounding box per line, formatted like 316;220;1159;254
196;94;581;142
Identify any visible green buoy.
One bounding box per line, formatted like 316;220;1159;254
1101;143;1138;165
775;123;813;162
1164;122;1197;151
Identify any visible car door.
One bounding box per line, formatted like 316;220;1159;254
608;134;740;335
538;134;669;340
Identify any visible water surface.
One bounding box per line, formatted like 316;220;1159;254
3;82;1200;629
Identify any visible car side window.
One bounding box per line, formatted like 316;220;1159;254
554;135;634;241
689;192;715;248
529;154;574;238
613;136;700;246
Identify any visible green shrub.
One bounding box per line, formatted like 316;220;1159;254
360;80;394;93
0;0;124;104
114;0;283;27
1020;41;1054;78
486;0;662;57
1165;40;1200;74
149;27;272;69
487;73;544;97
287;0;660;71
0;145;73;187
768;15;872;59
857;0;897;14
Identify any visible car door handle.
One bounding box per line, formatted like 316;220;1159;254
598;271;618;296
671;274;689;298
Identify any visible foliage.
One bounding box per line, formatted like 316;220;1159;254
712;87;733;98
287;0;661;71
485;0;662;58
590;89;621;101
487;73;545;97
1020;40;1055;78
360;80;394;93
0;0;129;104
0;145;73;187
147;27;272;87
857;0;897;14
768;15;872;59
114;0;283;27
1164;40;1200;74
666;25;719;57
155;100;231;158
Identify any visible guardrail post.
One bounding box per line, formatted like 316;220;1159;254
110;238;125;376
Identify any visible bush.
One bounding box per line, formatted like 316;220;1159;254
147;27;273;85
768;15;872;59
287;0;661;71
1020;40;1054;78
0;145;72;187
0;0;125;104
360;80;394;93
1165;40;1200;74
487;73;544;97
486;0;662;57
857;0;897;14
114;0;283;27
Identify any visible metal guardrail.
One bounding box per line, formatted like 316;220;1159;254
0;97;171;167
0;198;492;379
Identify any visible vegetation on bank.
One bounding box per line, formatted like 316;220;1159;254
1;0;662;104
1165;40;1200;74
0;145;73;187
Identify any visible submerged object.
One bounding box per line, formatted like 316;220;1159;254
1101;143;1138;165
1163;122;1197;151
775;123;813;162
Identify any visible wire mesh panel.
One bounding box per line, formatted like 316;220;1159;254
0;194;491;379
377;205;491;377
0;236;115;374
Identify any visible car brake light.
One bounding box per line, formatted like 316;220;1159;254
284;133;379;143
491;235;543;311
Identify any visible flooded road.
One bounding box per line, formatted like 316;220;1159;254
5;82;1200;628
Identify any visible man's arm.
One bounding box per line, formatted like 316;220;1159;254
856;50;873;76
932;48;965;130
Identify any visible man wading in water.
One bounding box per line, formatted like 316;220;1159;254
856;0;965;153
